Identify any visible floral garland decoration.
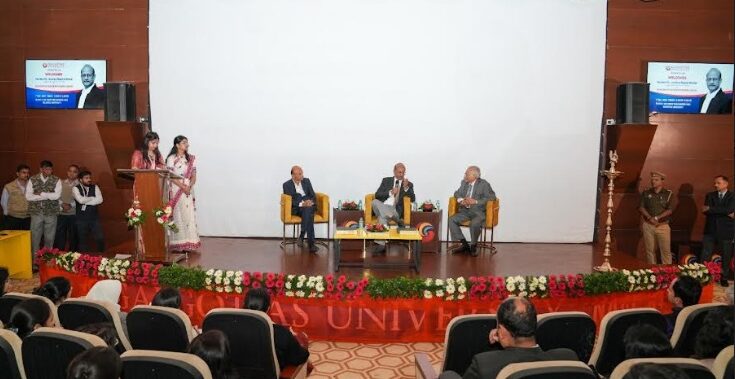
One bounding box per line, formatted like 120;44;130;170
125;200;145;227
35;247;720;301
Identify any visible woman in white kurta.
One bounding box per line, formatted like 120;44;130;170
166;135;201;252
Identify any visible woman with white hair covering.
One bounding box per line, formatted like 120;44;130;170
85;280;128;339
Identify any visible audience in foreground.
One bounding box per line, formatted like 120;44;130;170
5;298;53;339
439;297;577;379
243;288;310;370
152;287;182;309
664;276;702;336
626;363;689;379
187;330;238;379
693;306;734;369
85;280;128;338
76;322;121;351
66;346;121;379
623;324;672;359
33;275;71;305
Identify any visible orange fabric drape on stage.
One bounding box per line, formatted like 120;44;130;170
41;266;714;343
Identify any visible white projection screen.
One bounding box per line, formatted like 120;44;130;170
149;0;607;242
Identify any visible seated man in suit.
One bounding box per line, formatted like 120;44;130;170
439;297;579;379
448;166;496;257
664;276;702;337
283;165;318;253
439;297;577;379
699;68;732;114
371;162;415;254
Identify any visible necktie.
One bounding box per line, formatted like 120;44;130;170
466;184;473;198
720;193;724;201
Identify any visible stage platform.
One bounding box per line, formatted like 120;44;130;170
110;237;650;279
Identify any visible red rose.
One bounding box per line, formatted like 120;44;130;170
327;284;334;292
346;281;356;290
275;280;285;289
558;283;567;290
266;272;275;281
337;275;347;283
253;272;262;281
336;283;344;291
252;281;261;288
325;274;334;283
265;280;275;288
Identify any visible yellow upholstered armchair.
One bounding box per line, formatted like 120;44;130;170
364;194;411;225
446;197;499;253
280;192;330;248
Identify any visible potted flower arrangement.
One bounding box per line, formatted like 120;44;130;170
421;200;436;212
125;200;145;228
340;200;359;210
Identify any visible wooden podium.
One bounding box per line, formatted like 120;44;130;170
118;169;180;262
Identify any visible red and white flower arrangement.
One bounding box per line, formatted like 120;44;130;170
125;200;145;227
154;203;178;233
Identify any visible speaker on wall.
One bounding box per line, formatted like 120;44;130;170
104;82;136;122
616;82;649;124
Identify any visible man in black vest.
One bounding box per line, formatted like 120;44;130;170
72;170;105;252
701;175;735;287
25;160;61;259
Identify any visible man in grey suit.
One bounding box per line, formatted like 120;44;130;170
371;162;415;254
438;297;577;379
449;166;496;256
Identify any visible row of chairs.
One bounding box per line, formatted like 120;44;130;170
0;327;213;379
0;293;307;379
280;193;500;251
415;305;733;379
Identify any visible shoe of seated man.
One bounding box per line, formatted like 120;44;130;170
469;244;479;257
309;244;318;254
297;235;305;247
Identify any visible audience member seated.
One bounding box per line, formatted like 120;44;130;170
665;276;702;336
623;324;673;359
85;280;128;338
152;287;182;309
187;330;238;379
0;267;8;296
693;306;734;369
438;297;578;379
626;362;690;379
243;288;310;370
4;298;53;339
77;322;121;351
67;346;122;379
32;276;71;305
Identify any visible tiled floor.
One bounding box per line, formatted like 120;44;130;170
308;341;443;379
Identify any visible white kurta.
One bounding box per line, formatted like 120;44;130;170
166;155;201;251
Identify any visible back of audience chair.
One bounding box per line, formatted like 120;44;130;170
202;308;280;379
2;292;60;327
58;298;132;351
127;305;194;352
536;312;595;363
121;350;213;379
670;303;729;357
496;360;596;379
442;314;499;375
713;345;734;379
22;327;106;379
610;358;714;379
0;329;25;379
0;295;24;325
587;308;666;377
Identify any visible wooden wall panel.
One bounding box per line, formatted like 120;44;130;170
0;0;148;249
601;0;734;258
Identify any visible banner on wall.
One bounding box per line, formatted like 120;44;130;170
647;62;734;114
25;60;107;109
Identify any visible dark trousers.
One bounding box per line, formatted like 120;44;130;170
294;206;315;245
54;214;78;251
2;215;30;230
76;219;105;252
702;234;734;279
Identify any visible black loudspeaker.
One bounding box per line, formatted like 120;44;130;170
616;82;649;124
104;82;136;122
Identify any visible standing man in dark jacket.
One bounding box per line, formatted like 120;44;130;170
283;165;318;254
702;175;735;286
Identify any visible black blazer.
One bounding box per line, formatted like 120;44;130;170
439;347;578;379
283;178;316;215
77;85;106;109
703;190;735;240
374;177;415;218
273;324;309;369
699;89;733;114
